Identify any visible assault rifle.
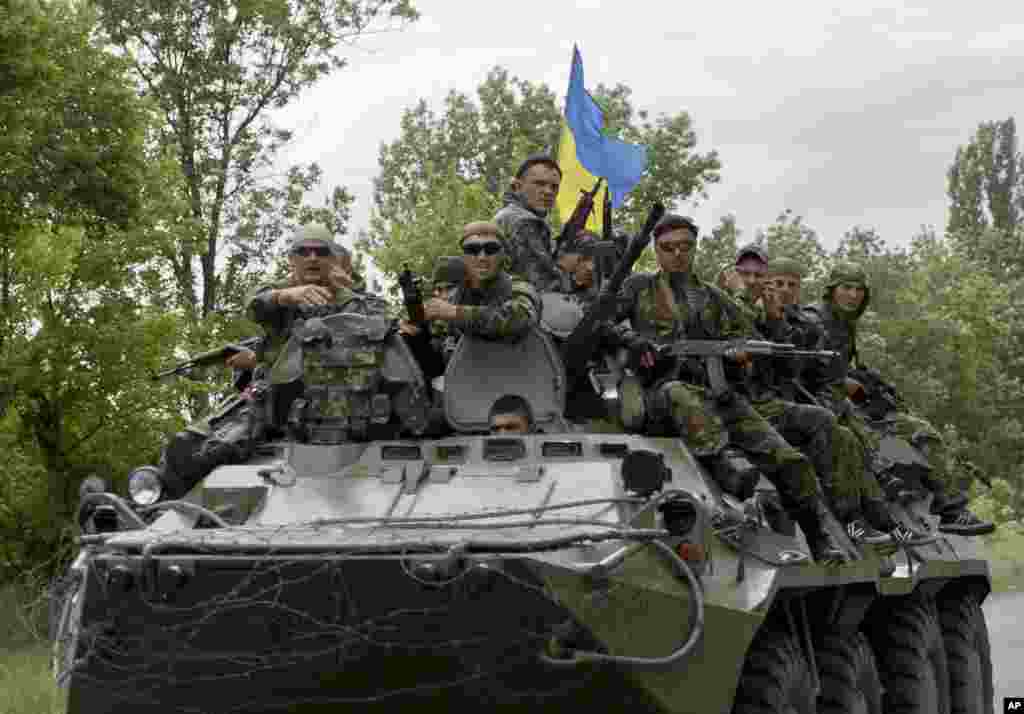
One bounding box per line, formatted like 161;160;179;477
657;340;840;402
555;178;604;252
153;335;264;387
562;202;666;383
396;263;447;380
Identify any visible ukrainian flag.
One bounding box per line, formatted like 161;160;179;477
556;45;647;231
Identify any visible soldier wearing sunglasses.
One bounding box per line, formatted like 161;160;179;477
420;221;539;342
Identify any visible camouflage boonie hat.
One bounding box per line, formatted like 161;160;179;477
285;223;347;259
765;257;806;278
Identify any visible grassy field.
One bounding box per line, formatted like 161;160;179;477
3;528;1023;713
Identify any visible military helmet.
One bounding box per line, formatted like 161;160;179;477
823;260;871;316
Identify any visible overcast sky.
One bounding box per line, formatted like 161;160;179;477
275;0;1024;255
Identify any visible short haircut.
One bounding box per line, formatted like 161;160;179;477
488;394;534;425
514;153;563;179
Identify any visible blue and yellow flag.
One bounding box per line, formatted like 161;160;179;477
556;45;647;231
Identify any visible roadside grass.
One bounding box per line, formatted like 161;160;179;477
0;582;64;714
980;523;1024;595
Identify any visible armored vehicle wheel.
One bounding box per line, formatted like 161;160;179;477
816;632;882;714
865;594;951;714
732;629;816;714
938;591;993;714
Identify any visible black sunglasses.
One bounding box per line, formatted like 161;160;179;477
463;241;503;256
291;245;331;258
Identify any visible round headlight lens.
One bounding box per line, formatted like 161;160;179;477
128;466;163;506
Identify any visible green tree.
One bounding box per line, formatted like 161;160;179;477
694;214;741;284
92;0;419;320
364;67;720;281
0;0;187;571
947;118;1024;278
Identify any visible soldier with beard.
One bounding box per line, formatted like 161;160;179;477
756;258;930;546
610;213;847;563
494;154;563;292
802;262;993;536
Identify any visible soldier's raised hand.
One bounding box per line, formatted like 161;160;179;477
273;284;333;307
762;283;785;321
423;298;458;321
328;264;354;290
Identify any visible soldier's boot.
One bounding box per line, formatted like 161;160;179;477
863;497;932;546
793;497;849;564
843;513;892;546
925;484;995;536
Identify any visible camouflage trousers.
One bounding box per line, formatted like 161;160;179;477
868;410;969;515
654;381;820;506
752;397;880;522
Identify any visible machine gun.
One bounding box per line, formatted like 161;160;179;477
657;340;840;402
562;202;666;384
153;335;264;390
555;177;604;253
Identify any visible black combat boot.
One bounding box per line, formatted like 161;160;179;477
929;491;995;536
793;497;849;564
863;497;933;546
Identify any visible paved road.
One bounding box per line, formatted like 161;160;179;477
984;590;1024;712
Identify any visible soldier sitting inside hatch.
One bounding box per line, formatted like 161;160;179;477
489;395;535;434
420;221;540;343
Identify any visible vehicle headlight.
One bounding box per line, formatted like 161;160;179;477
128;466;164;506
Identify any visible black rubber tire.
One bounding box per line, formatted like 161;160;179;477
938;591;994;714
865;594;951;714
732;629;816;714
816;631;883;714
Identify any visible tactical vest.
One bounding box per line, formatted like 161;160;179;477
296;312;393;443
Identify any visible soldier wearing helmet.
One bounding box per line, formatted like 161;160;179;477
802;261;993;536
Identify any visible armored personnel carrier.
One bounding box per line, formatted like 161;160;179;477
55;306;994;714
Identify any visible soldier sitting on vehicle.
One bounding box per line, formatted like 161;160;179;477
488;394;535;434
154;224;402;498
606;213;847;563
801;261;994;536
756;257;930;546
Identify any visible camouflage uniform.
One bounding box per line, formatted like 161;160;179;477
494;190;562;292
802;262;993;535
445;271;540;342
752;258;911;544
612;265;845;562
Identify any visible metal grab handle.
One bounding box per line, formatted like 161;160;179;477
537;539;704;671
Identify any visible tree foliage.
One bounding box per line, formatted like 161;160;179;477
93;0;419;319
